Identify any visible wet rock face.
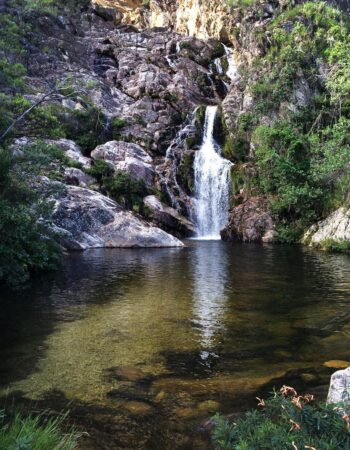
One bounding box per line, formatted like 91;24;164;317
327;366;350;404
221;196;275;243
303;207;350;247
143;195;196;237
52;186;184;249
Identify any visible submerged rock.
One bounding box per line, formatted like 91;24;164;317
107;365;148;382
324;360;350;369
143;195;196;237
123;401;153;415
303;207;350;247
52;186;184;249
221;196;275;243
327;366;350;404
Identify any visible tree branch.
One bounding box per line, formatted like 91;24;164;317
0;84;86;143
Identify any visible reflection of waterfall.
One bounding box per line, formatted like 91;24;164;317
193;106;232;239
192;242;229;353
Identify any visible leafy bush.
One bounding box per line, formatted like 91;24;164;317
103;171;148;212
63;107;109;155
213;386;350;450
319;239;350;254
0;147;61;289
228;2;350;241
0;410;81;450
111;117;126;140
85;159;114;183
227;0;255;8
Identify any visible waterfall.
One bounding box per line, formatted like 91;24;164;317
212;44;239;91
193;106;232;239
223;44;238;82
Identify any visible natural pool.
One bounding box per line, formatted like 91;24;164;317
1;241;350;449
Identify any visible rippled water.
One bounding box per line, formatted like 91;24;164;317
1;242;350;449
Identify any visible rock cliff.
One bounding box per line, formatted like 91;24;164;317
4;0;350;249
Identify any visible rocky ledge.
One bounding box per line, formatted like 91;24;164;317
221;197;275;243
52;185;184;249
144;195;196;237
303;207;350;247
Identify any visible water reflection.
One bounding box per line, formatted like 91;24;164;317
1;243;350;449
191;242;229;351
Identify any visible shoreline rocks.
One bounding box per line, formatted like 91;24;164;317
220;196;275;243
303;207;350;247
52;186;184;249
327;366;350;404
143;195;196;237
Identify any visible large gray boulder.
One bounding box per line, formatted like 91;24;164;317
327;367;350;404
303;207;350;246
52;186;183;249
91;141;155;188
143;195;196;237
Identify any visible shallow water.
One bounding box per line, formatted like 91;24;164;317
1;241;350;449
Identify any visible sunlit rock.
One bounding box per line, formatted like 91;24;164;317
303;207;350;246
324;360;350;369
53;186;184;249
327;366;350;404
91;140;155;188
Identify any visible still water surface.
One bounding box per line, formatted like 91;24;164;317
1;241;350;448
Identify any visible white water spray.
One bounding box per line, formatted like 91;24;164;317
223;44;238;82
193;106;232;239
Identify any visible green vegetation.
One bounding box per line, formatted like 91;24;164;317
177;153;195;194
87;161;148;212
318;238;350;254
0;145;62;289
227;0;255;8
85;159;114;183
0;0;127;287
228;1;350;241
0;410;80;449
103;171;148;213
213;387;350;449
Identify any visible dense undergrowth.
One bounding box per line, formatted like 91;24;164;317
227;1;350;243
213;387;350;450
0;410;80;450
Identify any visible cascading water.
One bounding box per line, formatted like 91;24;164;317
223;44;238;82
212;44;239;91
193;106;232;239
